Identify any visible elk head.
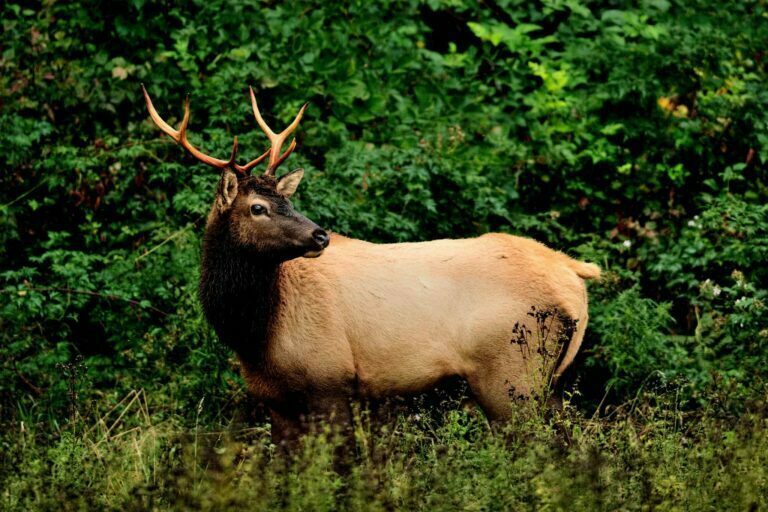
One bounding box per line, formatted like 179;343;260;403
142;85;329;261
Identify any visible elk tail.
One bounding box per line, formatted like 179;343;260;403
567;260;602;280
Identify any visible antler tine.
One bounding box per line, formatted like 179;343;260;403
233;146;271;174
249;86;307;176
227;137;271;175
249;87;276;138
142;85;233;170
271;138;297;170
142;84;179;137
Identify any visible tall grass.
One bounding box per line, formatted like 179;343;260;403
3;388;766;511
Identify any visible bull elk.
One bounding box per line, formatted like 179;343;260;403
142;86;600;443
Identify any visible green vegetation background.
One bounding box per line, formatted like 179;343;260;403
1;0;767;510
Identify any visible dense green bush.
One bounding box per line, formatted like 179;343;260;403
3;0;766;413
1;0;767;508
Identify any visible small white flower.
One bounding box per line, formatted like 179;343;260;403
687;220;696;227
622;240;632;248
712;285;721;297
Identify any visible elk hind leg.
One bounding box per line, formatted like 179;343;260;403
466;361;531;424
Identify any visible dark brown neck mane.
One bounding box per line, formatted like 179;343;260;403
198;213;281;361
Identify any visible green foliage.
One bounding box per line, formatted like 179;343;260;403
588;287;684;392
1;0;768;508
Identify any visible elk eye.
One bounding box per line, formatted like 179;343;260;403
250;204;266;216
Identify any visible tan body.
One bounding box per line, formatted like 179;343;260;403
245;232;598;422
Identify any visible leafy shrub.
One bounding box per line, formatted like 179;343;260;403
2;0;765;413
588;287;687;393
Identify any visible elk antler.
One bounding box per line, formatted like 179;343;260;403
249;86;307;176
142;85;270;176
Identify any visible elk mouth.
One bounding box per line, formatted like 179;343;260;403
303;248;325;258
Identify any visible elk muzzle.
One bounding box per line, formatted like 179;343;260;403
304;228;329;258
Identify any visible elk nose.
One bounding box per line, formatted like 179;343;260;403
312;229;330;248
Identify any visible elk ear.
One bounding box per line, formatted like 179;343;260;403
216;169;239;211
276;168;304;198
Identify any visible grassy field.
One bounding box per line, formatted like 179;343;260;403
3;387;767;511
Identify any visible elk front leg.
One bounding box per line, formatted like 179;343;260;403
268;395;353;450
269;402;305;451
308;394;355;473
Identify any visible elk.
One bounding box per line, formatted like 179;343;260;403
142;86;601;443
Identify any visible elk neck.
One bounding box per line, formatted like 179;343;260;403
198;214;282;362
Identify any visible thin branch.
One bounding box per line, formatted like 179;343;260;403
2;179;48;208
13;364;44;396
6;286;170;317
134;219;199;263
